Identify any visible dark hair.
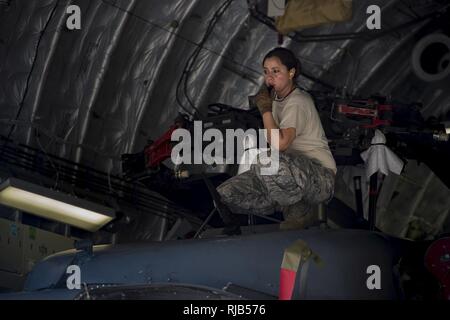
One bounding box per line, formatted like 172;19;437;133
263;47;301;79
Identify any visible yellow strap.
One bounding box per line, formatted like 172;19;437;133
281;239;323;271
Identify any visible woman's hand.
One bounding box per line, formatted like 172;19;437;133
255;86;273;115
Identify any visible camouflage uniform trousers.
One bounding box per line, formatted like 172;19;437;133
216;149;335;227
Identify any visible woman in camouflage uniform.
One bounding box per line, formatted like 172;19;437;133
217;48;336;235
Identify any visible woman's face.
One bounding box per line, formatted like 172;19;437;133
263;57;294;94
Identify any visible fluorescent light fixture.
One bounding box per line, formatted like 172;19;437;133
0;178;115;232
444;122;450;135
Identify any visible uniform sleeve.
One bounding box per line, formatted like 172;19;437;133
278;100;309;135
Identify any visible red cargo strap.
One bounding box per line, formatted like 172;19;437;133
278;239;322;300
279;268;297;300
